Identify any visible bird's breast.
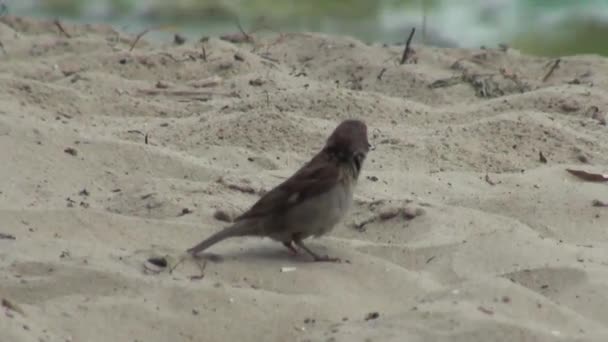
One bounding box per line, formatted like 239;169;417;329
285;181;354;238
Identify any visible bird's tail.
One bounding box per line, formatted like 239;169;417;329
187;220;259;256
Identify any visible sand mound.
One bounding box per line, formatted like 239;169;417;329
1;15;608;342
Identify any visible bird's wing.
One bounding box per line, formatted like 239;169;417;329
236;156;340;221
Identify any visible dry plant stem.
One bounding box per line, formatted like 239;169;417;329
220;16;255;44
130;28;153;52
169;256;185;274
169;256;206;279
190;259;207;280
566;169;608;182
592;199;608;207
235;17;253;42
400;28;416;64
485;174;496;186
201;44;207;62
137;89;235;97
53;19;71;38
377;68;387;80
542;58;561;82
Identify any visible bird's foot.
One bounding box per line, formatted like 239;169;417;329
283;241;299;256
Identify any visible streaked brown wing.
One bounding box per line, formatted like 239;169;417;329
235;157;340;221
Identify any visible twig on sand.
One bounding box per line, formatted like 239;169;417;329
377;67;387;80
169;255;207;280
2;298;25;316
0;232;15;240
217;176;258;194
53;19;71;38
220;16;254;44
136;89;236;98
592;199;608;207
400;28;416;64
201;43;207;62
484;174;496;186
566;169;608;182
190;259;207;280
542;58;561;82
130;27;154;52
235;17;252;42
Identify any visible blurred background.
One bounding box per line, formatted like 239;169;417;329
4;0;608;57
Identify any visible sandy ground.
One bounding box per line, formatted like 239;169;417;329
1;15;608;342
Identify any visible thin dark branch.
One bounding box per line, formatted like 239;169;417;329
235;17;252;42
377;67;387;80
130;28;153;52
53;19;71;38
542;58;561;82
220;16;256;44
137;89;236;97
400;28;416;64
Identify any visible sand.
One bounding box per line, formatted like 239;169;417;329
1;15;608;342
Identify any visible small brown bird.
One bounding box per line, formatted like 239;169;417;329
187;119;370;262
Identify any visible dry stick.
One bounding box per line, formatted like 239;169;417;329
400;28;416;65
484;174;496;186
190;259;207;280
201;43;207;62
137;89;236;97
219;16;254;44
235;17;252;42
130;27;154;52
542;58;561;82
169;255;207;280
53;19;71;38
377;67;387;80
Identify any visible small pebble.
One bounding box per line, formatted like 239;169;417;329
213;209;235;222
365;312;379;321
403;207;425;220
155;81;170;89
378;206;401;220
64;147;77;156
174;34;186;45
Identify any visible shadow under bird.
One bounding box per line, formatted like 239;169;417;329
187;119;371;262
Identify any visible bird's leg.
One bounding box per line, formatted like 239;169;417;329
293;238;340;263
282;241;299;255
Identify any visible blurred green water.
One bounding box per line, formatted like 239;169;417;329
5;0;608;57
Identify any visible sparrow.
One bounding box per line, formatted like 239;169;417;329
187;119;370;262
